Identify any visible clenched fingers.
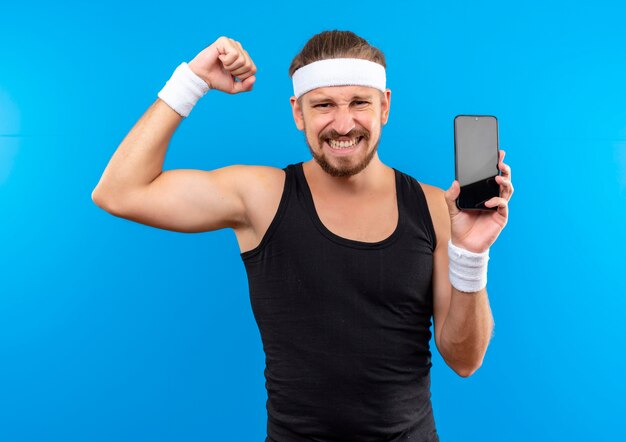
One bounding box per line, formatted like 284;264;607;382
231;50;256;79
219;38;256;80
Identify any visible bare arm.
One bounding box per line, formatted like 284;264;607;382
439;286;494;376
91;98;181;211
431;224;495;377
426;150;513;377
426;186;494;377
92;36;258;233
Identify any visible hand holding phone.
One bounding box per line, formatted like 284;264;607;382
454;115;501;211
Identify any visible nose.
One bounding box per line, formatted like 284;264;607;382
331;106;356;135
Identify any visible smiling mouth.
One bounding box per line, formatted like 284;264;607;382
326;136;364;150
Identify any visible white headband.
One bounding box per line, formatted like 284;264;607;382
292;58;386;99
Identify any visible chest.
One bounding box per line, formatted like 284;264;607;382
311;193;399;243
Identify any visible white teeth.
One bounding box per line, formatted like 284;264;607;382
329;137;360;149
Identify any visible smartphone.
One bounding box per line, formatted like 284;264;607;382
454;115;501;211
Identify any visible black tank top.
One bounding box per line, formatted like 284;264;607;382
241;162;439;442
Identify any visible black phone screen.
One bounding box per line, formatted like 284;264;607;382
454;115;500;210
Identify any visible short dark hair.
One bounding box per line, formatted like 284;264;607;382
289;30;386;77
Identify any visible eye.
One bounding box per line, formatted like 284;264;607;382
313;103;332;108
353;100;369;106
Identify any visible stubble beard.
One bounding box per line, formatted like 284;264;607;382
304;124;381;178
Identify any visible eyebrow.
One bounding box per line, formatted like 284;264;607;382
308;95;375;105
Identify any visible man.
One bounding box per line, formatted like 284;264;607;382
92;30;513;442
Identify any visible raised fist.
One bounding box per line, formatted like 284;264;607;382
188;36;257;94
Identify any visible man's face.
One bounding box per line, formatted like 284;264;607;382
290;85;391;178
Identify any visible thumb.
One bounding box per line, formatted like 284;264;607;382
231;75;256;94
217;51;235;66
444;180;461;217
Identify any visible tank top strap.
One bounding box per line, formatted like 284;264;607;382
395;170;438;251
239;164;295;261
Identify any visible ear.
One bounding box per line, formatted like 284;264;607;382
381;89;391;125
290;96;305;131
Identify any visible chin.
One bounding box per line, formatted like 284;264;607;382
312;144;378;178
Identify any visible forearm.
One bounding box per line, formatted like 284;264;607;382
439;287;494;377
92;98;182;204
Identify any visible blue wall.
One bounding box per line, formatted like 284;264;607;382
1;1;625;440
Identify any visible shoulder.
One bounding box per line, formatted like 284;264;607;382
395;171;446;219
393;167;450;246
229;164;288;225
414;181;451;247
226;164;287;205
393;169;447;226
222;165;289;251
419;182;445;210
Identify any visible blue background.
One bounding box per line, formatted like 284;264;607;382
1;0;625;440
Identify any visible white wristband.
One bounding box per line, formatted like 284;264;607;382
448;240;490;293
157;62;210;118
